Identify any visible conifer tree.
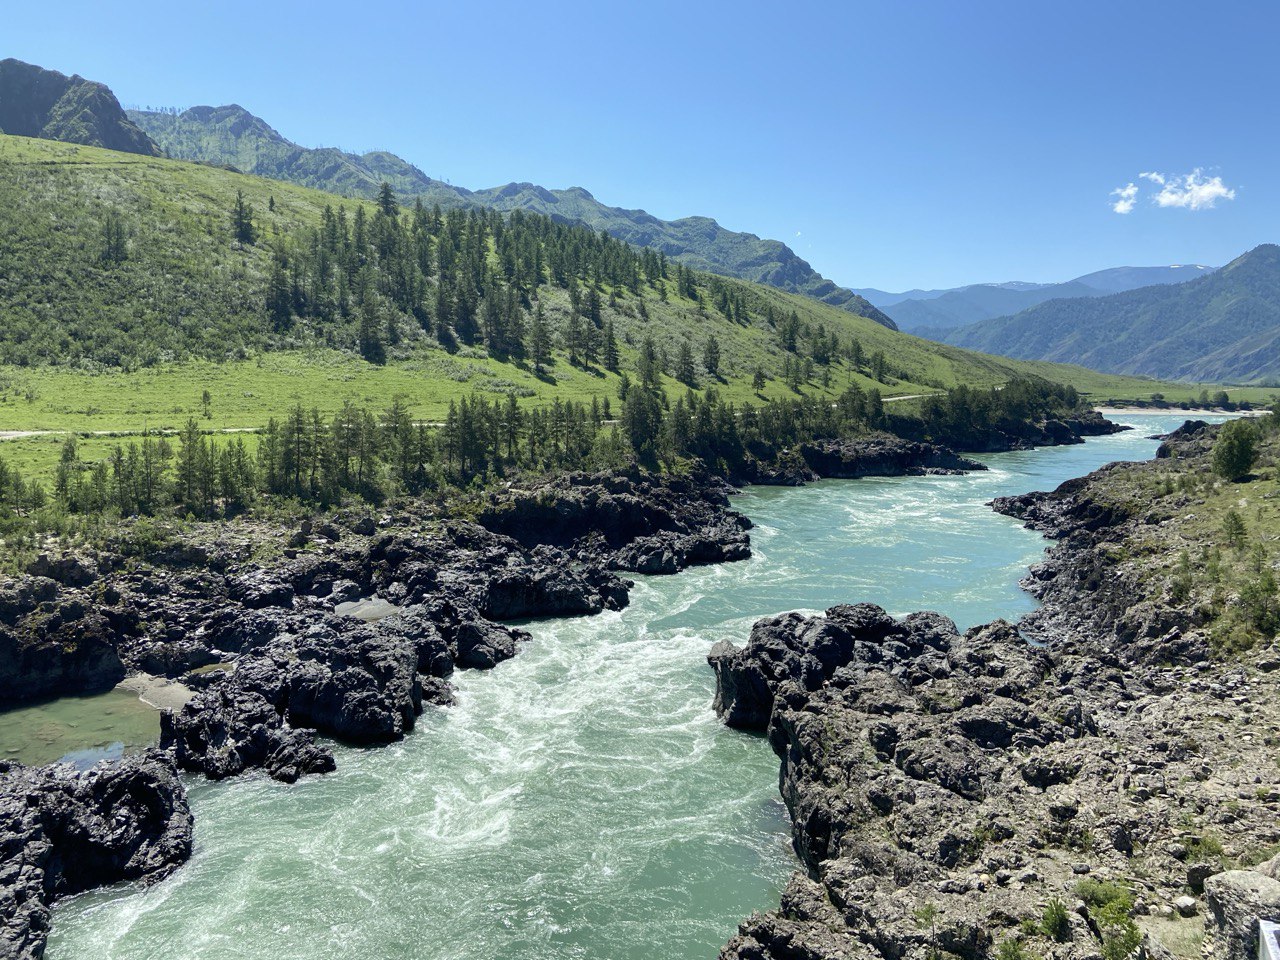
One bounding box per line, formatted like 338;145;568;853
529;302;551;374
266;251;293;332
100;211;128;264
232;190;256;245
676;341;698;387
360;299;387;365
703;337;721;379
376;182;398;218
565;311;585;367
603;319;619;372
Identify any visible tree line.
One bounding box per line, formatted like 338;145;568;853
0;376;1087;533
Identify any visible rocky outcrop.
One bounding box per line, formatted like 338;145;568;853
0;470;752;786
0;752;191;959
894;407;1129;454
992;421;1224;658
799;437;986;479
1205;858;1280;960
715;598;1280;960
476;468;753;574
0;576;126;704
0;58;160;155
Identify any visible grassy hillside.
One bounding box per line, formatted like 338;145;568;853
0;133;1273;486
129;104;894;325
0;133;1020;383
945;245;1280;383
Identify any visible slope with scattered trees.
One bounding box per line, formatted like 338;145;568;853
127;101;894;326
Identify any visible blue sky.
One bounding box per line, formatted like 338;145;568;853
8;0;1276;290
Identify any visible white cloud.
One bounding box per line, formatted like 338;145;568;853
1150;169;1235;210
1109;169;1235;213
1111;182;1138;214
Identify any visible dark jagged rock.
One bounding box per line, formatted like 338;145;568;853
893;407;1128;454
161;680;336;783
0;752;191;959
992;419;1228;656
708;604;906;730
476;468;753;573
712;601;1236;960
720;419;1280;960
0;585;126;703
799;436;986;478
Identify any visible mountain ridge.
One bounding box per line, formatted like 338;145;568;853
0;58;158;156
942;245;1280;383
127;102;896;328
867;264;1217;332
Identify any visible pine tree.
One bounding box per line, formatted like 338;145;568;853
753;367;767;393
870;350;888;383
637;338;661;392
582;322;600;367
529;302;551;374
586;287;602;327
100;211;127;264
603;319;619;372
565;311;585;367
676;341;698;387
266;252;293;332
360;299;387;365
703;337;720;379
232;190;256;245
376;182;398;218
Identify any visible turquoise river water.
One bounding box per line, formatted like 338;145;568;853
45;413;1218;960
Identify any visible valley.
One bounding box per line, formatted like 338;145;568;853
3;29;1280;960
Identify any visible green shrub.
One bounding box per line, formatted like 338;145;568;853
1213;420;1259;481
1188;833;1226;863
1041;898;1070;941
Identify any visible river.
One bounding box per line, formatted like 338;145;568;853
45;412;1220;960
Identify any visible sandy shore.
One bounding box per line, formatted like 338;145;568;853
116;674;195;712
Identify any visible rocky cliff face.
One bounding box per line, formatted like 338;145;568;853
0;59;159;155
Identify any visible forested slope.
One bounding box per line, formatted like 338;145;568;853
129;103;894;326
0;132;1025;396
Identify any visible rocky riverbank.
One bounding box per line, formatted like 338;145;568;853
743;412;1127;486
0;415;1132;955
713;417;1280;960
0;752;192;960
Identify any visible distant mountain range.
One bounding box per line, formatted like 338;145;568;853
125;102;895;328
942;245;1280;383
860;264;1217;333
0;58;157;156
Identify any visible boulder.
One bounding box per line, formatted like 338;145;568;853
1205;862;1280;960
